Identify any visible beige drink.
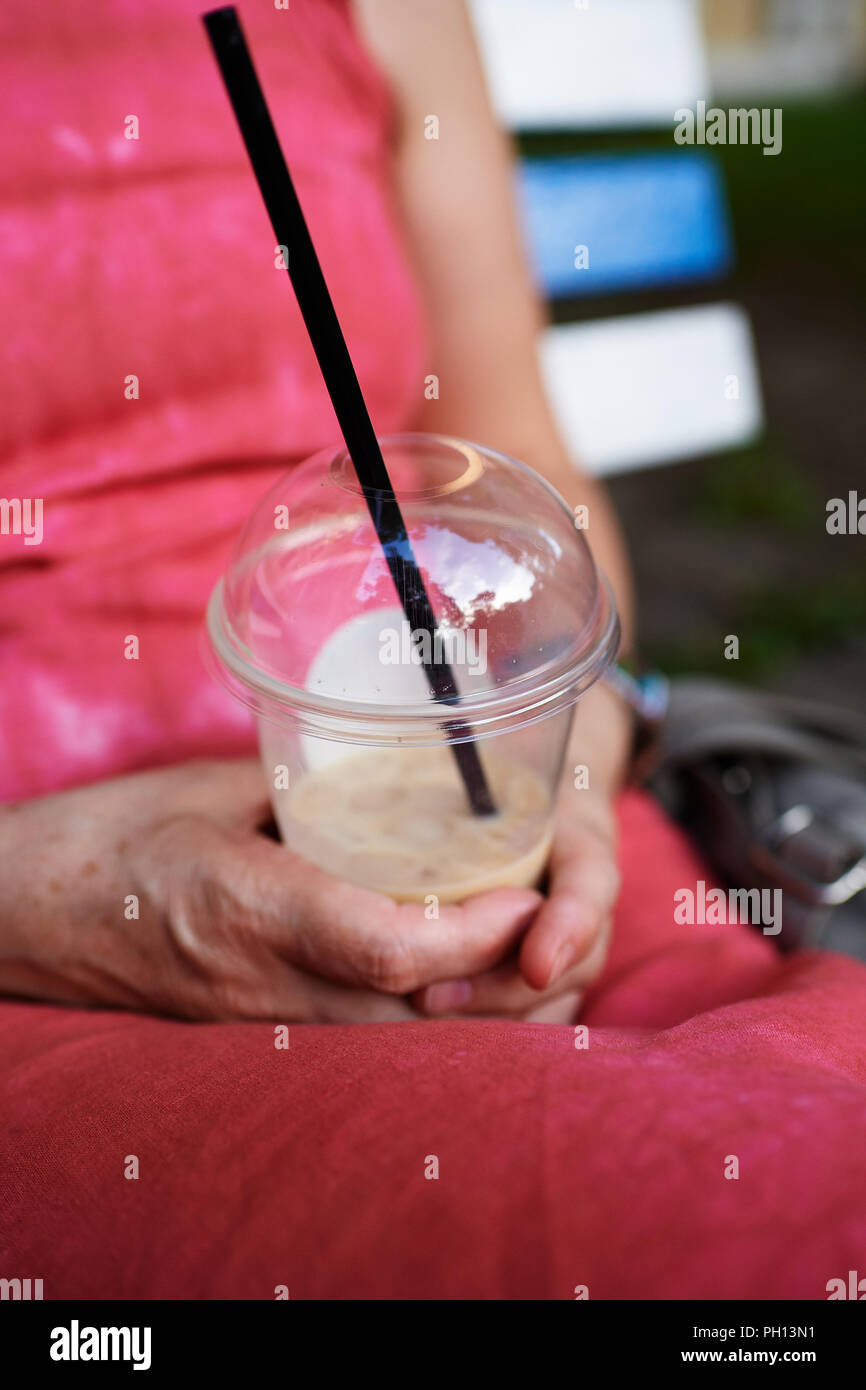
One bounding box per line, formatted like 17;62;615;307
281;746;552;903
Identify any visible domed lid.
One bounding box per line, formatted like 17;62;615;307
206;433;619;744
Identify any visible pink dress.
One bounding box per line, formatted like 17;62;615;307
1;0;865;1301
0;0;424;800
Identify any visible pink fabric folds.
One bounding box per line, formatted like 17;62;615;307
1;791;865;1300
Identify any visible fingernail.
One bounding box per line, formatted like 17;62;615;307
422;980;473;1015
547;942;577;988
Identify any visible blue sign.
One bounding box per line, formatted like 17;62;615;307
518;151;733;298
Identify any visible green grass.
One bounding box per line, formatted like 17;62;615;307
646;570;866;681
713;91;866;289
694;434;820;529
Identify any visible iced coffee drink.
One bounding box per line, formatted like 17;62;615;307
279;747;552;902
207;433;620;904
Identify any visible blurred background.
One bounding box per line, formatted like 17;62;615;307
470;0;866;711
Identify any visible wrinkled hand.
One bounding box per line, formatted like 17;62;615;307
0;759;543;1024
414;789;620;1023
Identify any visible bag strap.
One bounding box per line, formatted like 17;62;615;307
657;677;866;779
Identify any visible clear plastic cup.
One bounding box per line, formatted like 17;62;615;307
206;434;619;902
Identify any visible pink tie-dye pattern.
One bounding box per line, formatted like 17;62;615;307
0;0;427;798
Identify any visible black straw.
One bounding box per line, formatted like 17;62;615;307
203;6;495;815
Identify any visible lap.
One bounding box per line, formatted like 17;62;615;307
2;792;865;1299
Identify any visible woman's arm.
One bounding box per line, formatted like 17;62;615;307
354;0;635;799
354;0;632;628
355;0;635;1014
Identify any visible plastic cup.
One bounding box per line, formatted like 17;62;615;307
206;434;619;902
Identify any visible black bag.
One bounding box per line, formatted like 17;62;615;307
648;678;866;957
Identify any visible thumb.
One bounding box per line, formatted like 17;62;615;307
518;819;619;991
219;824;545;993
